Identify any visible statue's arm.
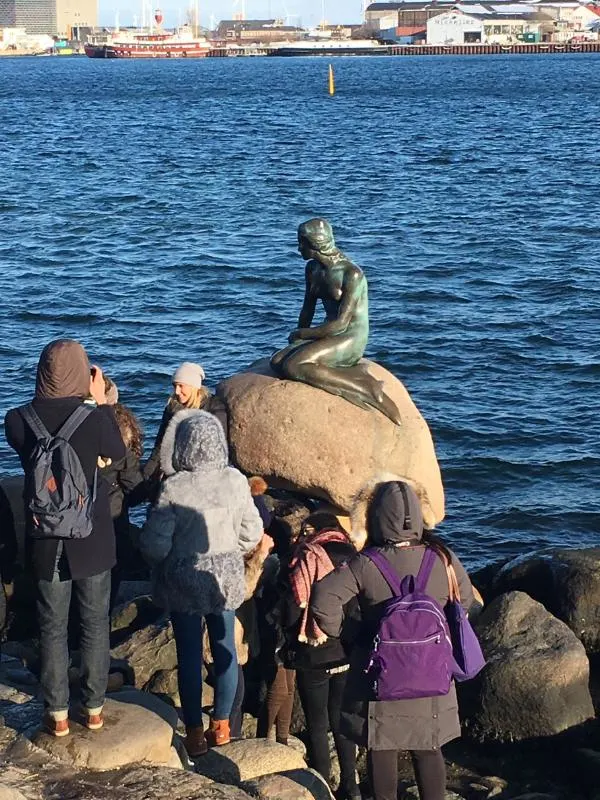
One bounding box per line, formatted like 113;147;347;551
297;263;317;328
295;267;360;340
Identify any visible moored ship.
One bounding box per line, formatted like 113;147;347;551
85;26;212;59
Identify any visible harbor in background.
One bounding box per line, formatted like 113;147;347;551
2;1;600;58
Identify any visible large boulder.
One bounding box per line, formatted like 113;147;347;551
32;694;177;770
110;619;177;689
217;359;444;529
460;591;594;741
490;548;600;654
242;768;334;800
195;739;306;784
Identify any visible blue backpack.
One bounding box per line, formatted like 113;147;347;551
21;404;96;540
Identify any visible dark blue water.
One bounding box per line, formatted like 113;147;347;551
1;54;598;568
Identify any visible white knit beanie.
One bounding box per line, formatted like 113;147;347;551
172;362;205;389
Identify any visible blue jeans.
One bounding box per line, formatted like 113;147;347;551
36;566;111;714
171;609;238;727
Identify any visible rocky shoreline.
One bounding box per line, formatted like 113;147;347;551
1;367;599;799
2;489;600;800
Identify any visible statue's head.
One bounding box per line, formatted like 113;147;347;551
297;218;337;260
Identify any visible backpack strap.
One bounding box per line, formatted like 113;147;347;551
362;548;405;597
414;547;439;594
20;404;51;441
55;404;94;442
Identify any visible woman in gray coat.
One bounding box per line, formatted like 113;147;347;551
140;410;263;757
311;480;474;800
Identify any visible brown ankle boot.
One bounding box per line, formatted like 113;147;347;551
206;718;230;747
184;725;208;757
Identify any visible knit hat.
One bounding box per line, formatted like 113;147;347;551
172;362;205;390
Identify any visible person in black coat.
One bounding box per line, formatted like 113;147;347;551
283;511;362;800
98;401;147;607
4;339;125;736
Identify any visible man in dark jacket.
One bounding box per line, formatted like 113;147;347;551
4;339;125;737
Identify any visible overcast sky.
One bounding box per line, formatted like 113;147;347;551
99;0;368;28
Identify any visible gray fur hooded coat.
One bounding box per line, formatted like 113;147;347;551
140;410;263;615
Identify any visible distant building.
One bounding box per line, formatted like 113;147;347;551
365;2;450;30
0;24;54;50
0;0;56;35
0;0;96;36
216;19;304;42
426;10;484;42
56;0;97;37
426;5;555;43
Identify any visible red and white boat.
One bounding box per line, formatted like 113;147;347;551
85;26;212;59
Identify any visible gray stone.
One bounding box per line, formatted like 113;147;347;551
242;768;334;800
217;360;445;529
492;547;600;654
195;738;306;784
402;788;464;800
146;669;180;706
32;695;176;770
111;619;177;689
460;591;595;741
41;765;254;799
0;786;28;800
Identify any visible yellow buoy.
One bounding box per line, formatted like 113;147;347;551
328;63;335;96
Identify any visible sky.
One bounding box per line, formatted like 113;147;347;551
98;0;367;29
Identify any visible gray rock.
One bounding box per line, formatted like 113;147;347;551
460;591;595;741
111;619;177;689
491;547;600;655
242;767;334;799
0;786;28;800
145;669;181;706
402;788;464;800
32;695;176;770
39;765;254;799
195;738;306;784
216;359;445;528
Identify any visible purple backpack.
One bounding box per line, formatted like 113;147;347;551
363;548;454;701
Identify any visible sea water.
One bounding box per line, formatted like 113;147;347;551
0;54;598;568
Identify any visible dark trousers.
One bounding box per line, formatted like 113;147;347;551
296;667;358;792
37;569;111;713
369;748;446;800
257;664;296;744
171;609;238;728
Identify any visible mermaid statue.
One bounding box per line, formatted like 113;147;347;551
270;218;401;425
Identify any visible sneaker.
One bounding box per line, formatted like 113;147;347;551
81;706;104;731
43;714;70;738
184;725;208;757
206;718;231;747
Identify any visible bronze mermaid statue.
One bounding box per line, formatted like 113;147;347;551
270;218;401;425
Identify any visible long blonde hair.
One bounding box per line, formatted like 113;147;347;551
167;386;210;411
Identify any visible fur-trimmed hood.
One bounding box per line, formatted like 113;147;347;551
350;472;438;551
160;409;228;476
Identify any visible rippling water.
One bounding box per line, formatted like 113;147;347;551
1;54;598;568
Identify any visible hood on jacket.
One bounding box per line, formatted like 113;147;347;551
367;480;424;545
160;409;228;476
35;339;90;400
350;472;436;550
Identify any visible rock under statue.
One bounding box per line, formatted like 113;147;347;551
270;218;402;425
